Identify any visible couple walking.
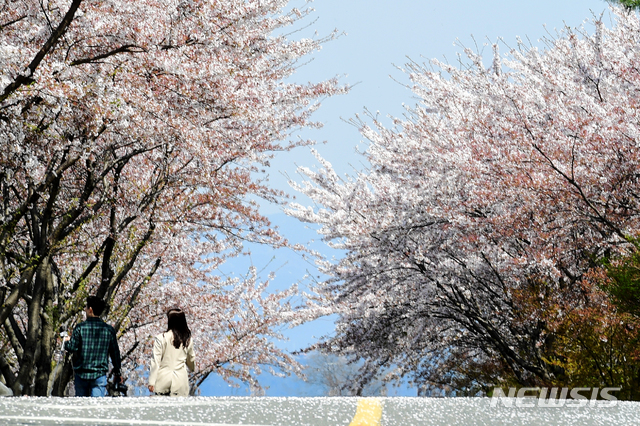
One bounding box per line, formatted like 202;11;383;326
64;297;195;397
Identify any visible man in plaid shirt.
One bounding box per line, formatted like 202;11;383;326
64;296;123;397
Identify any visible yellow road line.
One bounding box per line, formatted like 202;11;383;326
349;398;382;426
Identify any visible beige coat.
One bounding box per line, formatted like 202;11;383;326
148;330;195;396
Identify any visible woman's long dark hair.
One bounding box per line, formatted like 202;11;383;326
166;308;191;349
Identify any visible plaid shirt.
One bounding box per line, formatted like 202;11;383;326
64;317;121;380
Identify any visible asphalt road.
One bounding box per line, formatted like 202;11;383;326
0;396;638;425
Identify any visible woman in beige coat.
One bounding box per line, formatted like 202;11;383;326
148;308;196;396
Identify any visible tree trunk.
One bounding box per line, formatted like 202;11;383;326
35;259;56;396
51;356;74;397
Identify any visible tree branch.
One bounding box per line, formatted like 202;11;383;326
0;0;84;102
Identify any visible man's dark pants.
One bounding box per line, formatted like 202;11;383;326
74;374;107;397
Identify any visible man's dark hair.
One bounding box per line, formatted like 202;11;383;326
87;296;107;316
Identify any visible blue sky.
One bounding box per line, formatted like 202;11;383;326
204;0;613;396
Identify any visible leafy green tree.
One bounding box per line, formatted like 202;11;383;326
546;279;640;401
603;246;640;318
606;0;640;10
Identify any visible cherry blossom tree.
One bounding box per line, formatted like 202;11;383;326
289;6;640;394
0;0;343;396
